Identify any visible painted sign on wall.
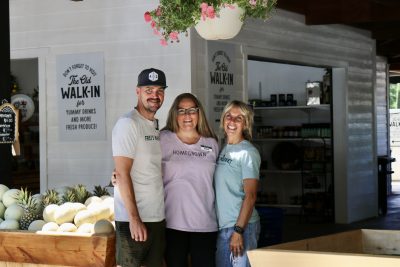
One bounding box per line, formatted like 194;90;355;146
207;42;237;132
56;52;106;141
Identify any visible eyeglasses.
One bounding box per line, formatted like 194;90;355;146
177;107;199;115
224;114;244;124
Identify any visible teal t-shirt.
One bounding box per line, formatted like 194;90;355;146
214;140;261;229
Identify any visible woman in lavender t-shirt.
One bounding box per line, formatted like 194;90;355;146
160;93;219;267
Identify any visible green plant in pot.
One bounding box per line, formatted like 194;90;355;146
144;0;277;45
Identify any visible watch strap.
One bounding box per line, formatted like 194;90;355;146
234;225;244;234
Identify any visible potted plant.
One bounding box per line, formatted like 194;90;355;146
144;0;277;45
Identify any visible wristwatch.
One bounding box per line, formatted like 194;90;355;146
234;225;244;234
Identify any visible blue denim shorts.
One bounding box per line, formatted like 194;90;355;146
216;221;260;267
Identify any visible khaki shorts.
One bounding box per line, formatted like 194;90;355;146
116;220;166;267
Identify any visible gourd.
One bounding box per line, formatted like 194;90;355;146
43;204;59;222
0;219;19;230
94;219;114;234
77;223;94;233
4;203;24;221
0;201;5;219
84;196;102;206
54;202;80;224
2;189;20;208
28;220;46;231
42;221;59;232
0;184;9;201
87;202;111;221
74;209;97;227
58;222;77;232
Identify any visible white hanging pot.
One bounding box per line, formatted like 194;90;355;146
195;3;245;40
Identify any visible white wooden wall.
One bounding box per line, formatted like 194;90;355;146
192;9;378;223
10;0;192;191
375;56;389;157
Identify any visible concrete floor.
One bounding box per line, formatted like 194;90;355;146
279;182;400;244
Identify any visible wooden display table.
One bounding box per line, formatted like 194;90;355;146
248;229;400;267
0;230;115;267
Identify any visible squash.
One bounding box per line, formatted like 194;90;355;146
94;219;114;234
4;203;24;221
0;184;9;201
84;196;102;206
58;222;77;232
87;202;111;221
28;220;46;231
77;223;94;233
43;204;59;222
0;201;5;219
0;219;19;230
2;189;20;208
54;202;79;224
42;221;59;232
74;209;97;227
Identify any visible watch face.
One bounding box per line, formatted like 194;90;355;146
234;225;244;234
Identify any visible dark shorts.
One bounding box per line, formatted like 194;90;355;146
116;220;166;267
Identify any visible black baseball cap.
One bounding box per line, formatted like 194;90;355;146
137;68;167;88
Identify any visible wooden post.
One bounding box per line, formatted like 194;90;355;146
0;0;12;187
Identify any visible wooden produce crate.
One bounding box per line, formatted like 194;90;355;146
248;229;400;267
0;230;115;267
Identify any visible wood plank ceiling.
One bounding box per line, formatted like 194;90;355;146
276;0;400;71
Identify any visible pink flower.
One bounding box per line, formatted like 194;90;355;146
200;3;208;20
206;6;215;19
249;0;257;6
151;20;156;28
144;12;152;22
200;2;208;12
224;3;235;9
156;7;162;16
153;28;160;36
169;31;179;41
160;38;168;46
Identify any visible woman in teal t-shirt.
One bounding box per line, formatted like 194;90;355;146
214;100;261;267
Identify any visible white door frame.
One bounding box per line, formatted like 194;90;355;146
11;47;49;193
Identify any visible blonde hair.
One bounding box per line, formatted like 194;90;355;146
163;93;217;139
220;100;254;141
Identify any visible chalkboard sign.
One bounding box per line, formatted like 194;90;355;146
0;102;19;144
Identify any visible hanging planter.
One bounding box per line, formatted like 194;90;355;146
195;4;245;40
144;0;277;46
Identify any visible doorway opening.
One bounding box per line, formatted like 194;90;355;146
10;58;40;193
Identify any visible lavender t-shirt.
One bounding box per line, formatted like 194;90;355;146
160;130;219;232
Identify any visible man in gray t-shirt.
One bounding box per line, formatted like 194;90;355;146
112;68;167;267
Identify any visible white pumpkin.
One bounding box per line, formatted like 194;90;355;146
0;219;19;230
77;223;94;233
43;204;59;222
58;222;77;232
94;219;114;234
0;218;3;224
28;220;46;231
84;196;102;206
74;209;97;227
2;189;20;208
0;201;5;219
4;203;24;221
0;184;9;201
